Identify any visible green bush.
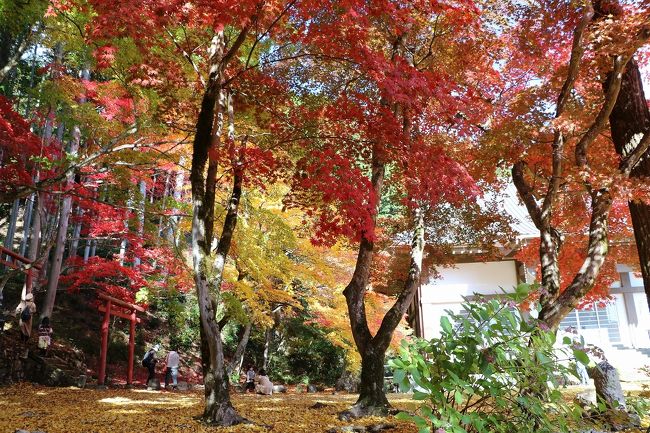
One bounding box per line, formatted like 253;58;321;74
389;287;595;433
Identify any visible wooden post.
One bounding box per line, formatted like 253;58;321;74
127;309;136;385
98;299;111;386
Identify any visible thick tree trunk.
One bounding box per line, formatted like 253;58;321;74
538;188;612;329
42;127;80;319
353;344;390;414
190;34;246;425
602;56;650;311
341;200;425;420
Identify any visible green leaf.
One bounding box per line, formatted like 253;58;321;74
395;412;413;421
573;349;590;366
441;316;453;334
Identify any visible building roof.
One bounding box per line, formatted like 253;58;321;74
501;183;538;239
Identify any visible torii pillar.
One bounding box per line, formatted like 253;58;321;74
96;292;144;386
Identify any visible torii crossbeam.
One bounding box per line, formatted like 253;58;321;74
96;292;144;386
0;246;42;294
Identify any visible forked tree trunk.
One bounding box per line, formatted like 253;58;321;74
341;183;426;420
190;30;249;425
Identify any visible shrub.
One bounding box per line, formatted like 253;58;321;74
389;287;596;433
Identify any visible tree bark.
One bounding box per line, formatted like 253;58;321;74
227;322;252;377
0;29;33;84
190;28;250;424
341;191;426;419
42;127;80;319
2;199;20;255
262;327;272;371
20;195;35;257
601;55;650;311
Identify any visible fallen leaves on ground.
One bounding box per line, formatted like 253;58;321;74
0;384;419;433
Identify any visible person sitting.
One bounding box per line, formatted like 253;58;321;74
255;369;273;395
37;316;53;356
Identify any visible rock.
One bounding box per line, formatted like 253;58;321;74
575;390;596;408
272;384;287;393
15;430;30;433
588;360;641;430
176;381;190;391
147;379;161;390
335;372;360;393
307;384;318;393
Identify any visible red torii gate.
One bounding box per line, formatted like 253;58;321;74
0;246;42;294
97;292;144;386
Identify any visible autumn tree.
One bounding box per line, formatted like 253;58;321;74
494;2;650;328
284;0;499;418
593;0;650;311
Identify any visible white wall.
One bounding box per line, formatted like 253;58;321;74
420;261;518;339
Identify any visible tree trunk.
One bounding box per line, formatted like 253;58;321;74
2;199;20;253
341;198;426;420
134;179;146;267
170;156;186;245
262;328;272;371
20;195;35;257
69;206;82;258
227;322;252;377
602;56;650;311
189;32;246;425
352;344;390;415
42;127;80;319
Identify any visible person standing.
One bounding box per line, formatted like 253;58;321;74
37;317;53;356
245;365;256;392
164;348;180;390
142;344;159;383
15;293;37;342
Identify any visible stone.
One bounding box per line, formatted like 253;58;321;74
588;361;640;430
575;390;596;408
335;372;360;393
176;381;190;391
147;378;161;390
272;385;287;393
307;384;318;393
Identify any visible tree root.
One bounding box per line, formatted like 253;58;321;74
195;402;250;427
337;402;398;421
